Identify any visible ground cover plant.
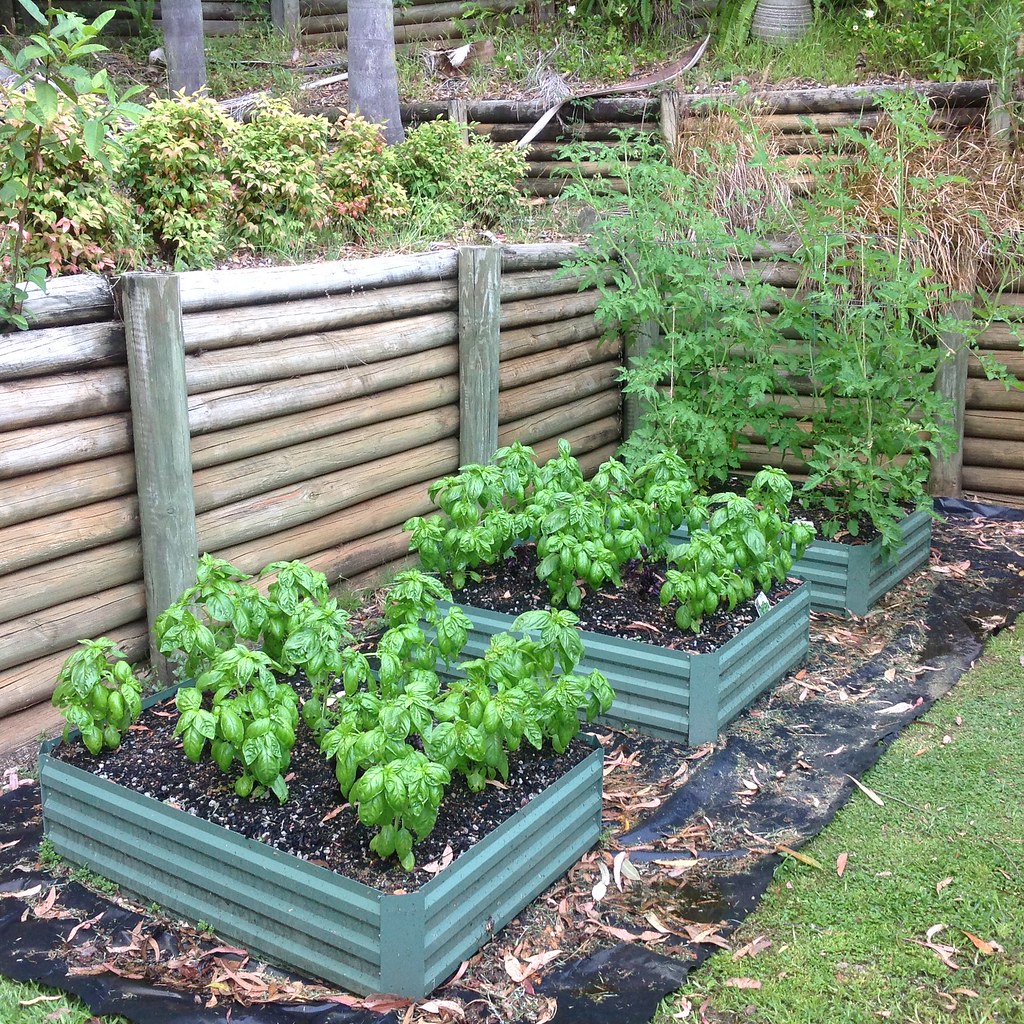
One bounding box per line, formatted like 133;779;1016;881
53;557;612;871
661;623;1024;1024
405;441;813;632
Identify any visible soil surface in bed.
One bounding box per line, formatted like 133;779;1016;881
454;543;801;654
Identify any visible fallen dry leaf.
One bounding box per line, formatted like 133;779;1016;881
847;775;885;807
776;844;822;870
3;884;42;900
19;995;63;1006
724;977;762;990
936;876;953;894
732;935;771;961
836;852;848;877
962;931;1003;955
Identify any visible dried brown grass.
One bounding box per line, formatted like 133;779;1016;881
671;111;794;235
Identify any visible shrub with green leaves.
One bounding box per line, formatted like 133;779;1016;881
1;0;144;328
393;118;527;230
121;95;235;269
226;98;333;252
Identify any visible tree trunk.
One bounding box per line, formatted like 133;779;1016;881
163;0;208;96
347;0;405;144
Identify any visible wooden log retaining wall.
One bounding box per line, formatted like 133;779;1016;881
35;1;263;37
0;244;621;751
403;81;996;200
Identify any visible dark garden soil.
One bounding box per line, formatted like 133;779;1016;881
454;542;801;653
54;704;590;895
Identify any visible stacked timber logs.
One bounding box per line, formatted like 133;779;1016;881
0;276;146;740
36;0;260;36
963;288;1024;505
498;244;621;461
299;0;524;49
0;243;627;750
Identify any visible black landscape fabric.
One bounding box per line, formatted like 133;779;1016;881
1;499;1023;1024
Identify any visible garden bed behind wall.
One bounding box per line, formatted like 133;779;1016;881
0;244;622;753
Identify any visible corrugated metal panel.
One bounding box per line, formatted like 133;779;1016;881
40;720;604;1000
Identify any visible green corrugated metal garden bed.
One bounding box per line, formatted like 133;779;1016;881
442;583;811;746
38;692;605;1000
670;510;933;617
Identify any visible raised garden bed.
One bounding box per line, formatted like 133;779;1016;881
442;583;810;746
671;510;933;617
38;687;605;1000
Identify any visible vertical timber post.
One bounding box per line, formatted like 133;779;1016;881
459;246;502;467
121;274;198;684
449;98;469;144
660;89;680;160
929;296;974;498
270;0;300;45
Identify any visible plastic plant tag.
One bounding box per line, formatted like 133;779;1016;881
753;592;772;617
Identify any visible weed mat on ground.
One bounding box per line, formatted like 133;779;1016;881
1;507;1023;1024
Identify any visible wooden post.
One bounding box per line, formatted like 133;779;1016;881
270;0;300;44
660;89;680;161
987;94;1013;151
458;246;501;467
448;98;469;144
121;274;197;684
621;319;658;441
929;297;974;497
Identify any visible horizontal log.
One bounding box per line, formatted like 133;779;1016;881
0;619;148;720
214;479;436;574
196;438;459;552
181;279;457;352
0;413;132;479
500;314;604;361
0;453;135;529
962;437;1024;471
750;106;985;134
0;322;125;382
0;366;129;432
531;424;620;471
402;96;657;125
500;244;583;272
0;495;139;575
989;293;1024;320
193;405;458;512
965;378;1024;412
500;289;603;331
527;160;619;179
526;179;627;197
0;538;143;624
500;266;613;302
0;581;146;672
192;375;458;470
307;525;414;589
176;250;457;313
499;363;620;424
474;122;657;144
499;389;621;446
0;700;66;756
17;274;115;328
969;349;1024;379
337;552;420;597
963;409;1024;443
961;465;1024;497
188;345;458;435
974;324;1024;351
500;338;618;391
675;80;994;116
186;310;457;393
960;488;1024;509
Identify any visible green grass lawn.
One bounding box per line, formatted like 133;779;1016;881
660;626;1024;1024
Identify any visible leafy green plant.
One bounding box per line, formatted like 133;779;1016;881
559;129;798;490
0;0;144;328
52;638;143;755
120;95;235;269
410;441;811;627
659;469;815;632
155;555;355;801
225;98;333;253
319;572;612;869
